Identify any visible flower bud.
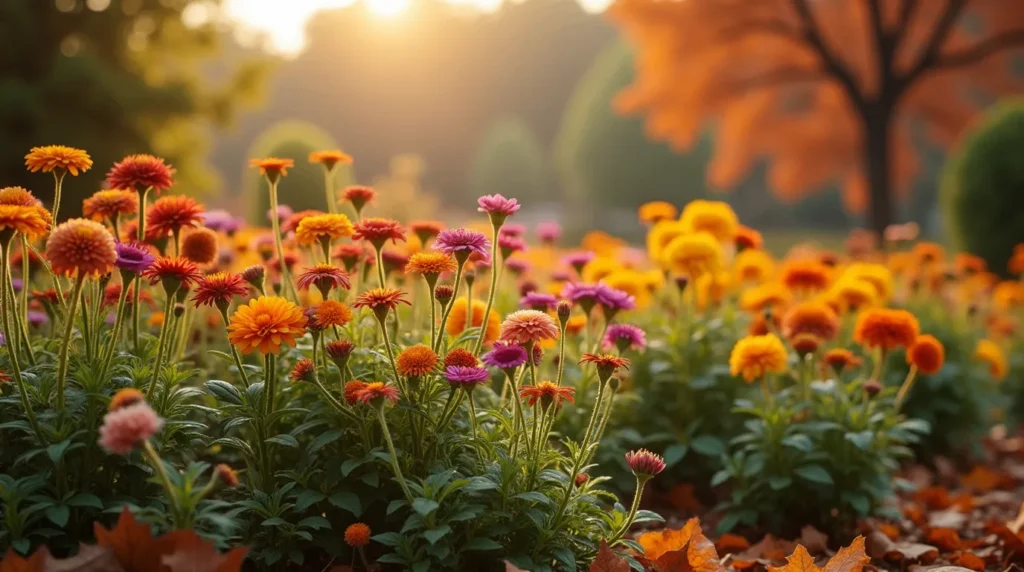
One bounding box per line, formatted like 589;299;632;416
434;284;454;306
173;302;186;318
674;276;689;293
241;264;266;293
863;379;883;398
215;464;239;487
556;301;572;325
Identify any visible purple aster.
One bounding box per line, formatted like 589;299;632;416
114;242;156;274
520;292;558;311
434;228;491;260
536;222;561;244
595;283;636;313
505;258;531;275
500;223;526;239
27;311;47;328
201;209;242;234
562;250;595;272
11;278;22;293
268;204;293;223
561;282;601;312
603;324;647;352
551;270;572;282
498;234;526;256
481;342;528;370
477;194;521;222
445;365;490;388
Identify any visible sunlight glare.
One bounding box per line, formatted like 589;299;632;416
365;0;412;18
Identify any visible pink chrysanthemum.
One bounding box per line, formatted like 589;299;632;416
625;449;666;479
98;402;164;455
477;194;520;224
434;228;490;261
499;310;559;345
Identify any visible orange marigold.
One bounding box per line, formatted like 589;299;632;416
734;225;763;251
45;219;117;278
407;252;457;277
354;382;400;406
729;334;788;383
83;189;138;222
180;228;218;265
344;380;368;404
313;300;353;328
109;388;145;411
907;334;944;375
638;201;677;225
446;298;500;344
782;301;839;342
289;358;316;382
344;523;371;548
25;145;92;176
975;339;1008;381
853;308;920;350
227;296;308;355
192;272;249;309
679;200;738;243
396;345;439;377
780;260;831;293
444;348;478;368
739;282;791;314
0;205;50;240
106;154;175;193
520;381;575;408
352;288;410;317
954;253;986;275
250;157;294;183
142;256;203;290
823;349;861;375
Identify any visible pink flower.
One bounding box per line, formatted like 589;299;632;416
499;310;559;345
625;449;665;479
98;402;163;455
536;222;561;244
477;194;520;224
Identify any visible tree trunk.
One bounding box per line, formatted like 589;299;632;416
864;111;894;237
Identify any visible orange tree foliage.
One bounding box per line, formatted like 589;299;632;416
609;0;1024;230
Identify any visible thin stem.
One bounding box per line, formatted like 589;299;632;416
374;246;387;290
375;408;415;503
425;275;438;349
97;276;133;380
0;241;43;440
375;312;403;389
51;171;66;226
133;187;151;353
895;365;918;409
472;229;502;356
55;274;86;410
267;181;298;301
142;440;181;528
323;168;336;214
263;352;277;417
433;262;466;353
7;269;34;366
609;477;649;543
145;292;175;400
80;287;92;361
217;307;250;387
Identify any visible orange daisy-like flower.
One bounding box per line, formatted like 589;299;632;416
295;214;355;247
853;308;920;351
109;388;145;411
45;219;117;278
734;225;763;251
638;201;677;225
444;348;478;368
406;252;457;277
352;287;410;316
447;298;501;344
0;187;42;208
106;154;175;193
907;334;944;375
579;353;630;381
344;380;368;404
146;195;204;239
396;345;439;377
782;301;839;342
780;260;831;294
790;333;820;356
729;334;788;383
250;157;294;183
739;282;791;314
309;150;353;170
354;382;400;406
823;349;861;375
679;200;739;243
192;272;249;309
747;313;781;336
828;278;877;313
342;186;377;211
83;189;138;222
734;249;775;283
0;205;50;240
296;264;351;297
227;296;308;355
289;358;316;382
912;242;945;264
142;256;203;290
499;309;559;345
25;145;92;176
344;523;371;548
353;218;405;247
180;228;218;265
519;381;575;408
313;300;353;328
954;253;986;275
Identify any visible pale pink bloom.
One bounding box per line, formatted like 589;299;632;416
499;309;559;345
98;402;164;455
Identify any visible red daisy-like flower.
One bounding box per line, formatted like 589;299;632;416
343;380;368;405
352;287;410;315
106;154;176;193
579;353;630;381
192;272;249;309
410;220;445;243
296;264;351;296
142;256;203;290
332;243;367;271
443;348;478;368
342;186;377;211
519;381;575;408
354;382;400;406
146;195;204;239
353;218;405;247
289;358;316;382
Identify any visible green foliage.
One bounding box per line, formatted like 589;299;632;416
469;117;548;205
942;98;1024;275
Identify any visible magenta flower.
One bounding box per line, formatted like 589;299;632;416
114;242;156;274
520;292;558;311
603;324;647;352
434;228;491;261
477;194;521;225
505;258;531;275
268;204;293;223
562;250;595;272
445;365;490;388
201;209;243;234
595;283;636;313
625;449;666;479
536;221;561;244
561;282;602;314
499;223;526;239
481;342;529;370
98;402;164;455
498;234;526;257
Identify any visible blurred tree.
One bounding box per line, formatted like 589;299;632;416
469;117;547;204
942;98;1024;274
610;0;1024;235
0;0;268;217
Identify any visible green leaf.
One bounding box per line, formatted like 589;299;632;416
387;499;407;515
46;505;69;527
294;490;326;511
307;429;343;455
662;444;688;468
206;380;243;405
329;492;362;517
372;532;403;547
769;476;792;490
267;435;299;448
841;491;870;515
552;546;576;571
845;431;874;451
46;440;73;465
261;518;287;527
514;492;551;505
898;419;931;434
66;493;103;510
341;458;366;477
360;472;379;487
297;516;331;530
412;498;439;517
463;537;502;552
711;470;731;487
633;510;664;524
781;434;813;452
794;465;834;485
423;525;451;545
690;435;726;457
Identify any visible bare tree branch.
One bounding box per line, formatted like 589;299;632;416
898;0;970;88
895;0;919;33
788;0;867;112
933;29;1024;69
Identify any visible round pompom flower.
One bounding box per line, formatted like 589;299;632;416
309;149;352;171
519;381;575;409
603;324;647;352
823;349;861;375
853;308;920;351
781;260;832;294
782;301;839;342
499;309;559;345
83;189;138;222
353;217;405;248
106;154;175;193
679;200;738;243
192;272;249;310
180;227;218;265
297;264;351;298
661;232;722;279
312;300;353;328
407;252;457;277
109;388;145;411
345;523;371;548
434;228;490;261
295;214;355;247
0;205;50;241
250;157;294;183
146;195;204;239
907;334;944;375
447;298;500;343
638;201;677;225
289;358;316;382
26;145;92;175
482;342;529;370
729;334;788;382
227;296;308;355
477;194;520;225
98;401;163;455
46;219;117;278
444;348;478;369
625;449;666;479
397;345;439;378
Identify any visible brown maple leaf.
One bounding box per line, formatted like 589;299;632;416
865;531;938;564
589;541;630;572
961;466;1013;493
0;548;46;572
158;530;247;572
647;519;722;572
94;507;168;572
768;536;870;572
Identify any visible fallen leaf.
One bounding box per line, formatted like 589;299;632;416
589;542;630;572
747;535;796;563
799;526;829;555
876;523;901;540
46;545;123;572
94;507;167;572
715;534;750;554
158;531;247;572
668;484;701;514
638;518;702;561
766;536;868;572
0;549;46;572
766;545;818;572
866;531;938;563
651;520;721;572
961;466;1012;493
925;528;963;552
915;487;953;510
1008;502;1024;534
949;551;986;571
985;521;1024;558
927;509;967;530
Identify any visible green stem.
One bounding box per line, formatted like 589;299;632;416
263;353;277;417
217;307;250;387
145;292;175;400
472;226;502;356
425;275;438;349
8;271;34;366
0;241;43;441
609;477;649;543
375;313;402;389
374;246;387;289
51;171;66;226
267;181;298;301
132;187;150;353
97;276;132;380
143;440;182;528
55;274;86;410
433;262;465;353
80;287;92;361
323;168;336;214
375;408;415;503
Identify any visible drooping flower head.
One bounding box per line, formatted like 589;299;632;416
142;256;202;295
192;272;249;311
580;353;630;383
499;310;559;346
46;219;117;278
289;358;316;382
823;349;861;375
782;301;839;342
603;324;647;353
445;365;489;391
180;228;218;265
520;381;575;409
397;345;439;379
25;145;92;176
434;228;490;263
146;195;204;240
447;298;500;344
83;189;138;223
354;382;400;407
342;186;377;214
296;264;351;299
482;342;529;371
353;218;405;250
295;214;355;254
729;334;788;383
250;157;294;184
227;296;307;355
327;339;356;371
312;300;353;329
975;339;1008;380
309;149;353;171
638;201;677;225
107;154;175;193
520;292;558;311
352;287;410;322
98;401;163;455
853;308;920;351
477;194;520;226
907;334;945;375
345;523;372;548
625;449;666;480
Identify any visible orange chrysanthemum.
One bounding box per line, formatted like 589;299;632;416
83;189;138;222
109;388;145;412
25;145;92;176
0;187;42;208
192;272;249;309
180;227;219;265
407;252;457;277
828;278;877;312
782;301;839;342
912;242;945;264
146;195;204;239
747;313;780;336
734;249;775;283
289;358;316;382
352;288;410;315
444;348;478;368
106;154;175;193
353;217;405;247
344;523;371;548
309;150;353;170
823;349;861;375
344;380;369;405
907;334;945;375
396;345;439;377
780;260;831;294
519;381;575;408
729;334;788;383
250;157;294;182
853;308;920;350
790;333;820;356
313;300;353;328
295;214;355;247
500;309;560;345
354;382;400;406
45;219;117;278
0;205;50;240
446;298;501;344
638;201;677;225
227;296;308;355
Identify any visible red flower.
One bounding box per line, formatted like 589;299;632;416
353;218;405;247
519;381;575;408
342;186;377;211
625;449;666;479
289;358;316;382
146;195;204;239
192;272;249;309
444;348;478;369
579;353;630;372
106;154;176;193
142;256;203;290
354;382;400;406
343;380;368;404
352;288;410;315
296;264;351;296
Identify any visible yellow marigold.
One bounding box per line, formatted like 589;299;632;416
446;297;500;344
581;230;626;256
603;269;652;309
734;249;775;283
739;282;791;314
828;278;877;312
729;334;788;383
907;334;944;375
83;189;138;222
638;201;678;225
782;301;839;341
295;213;355;246
679;200;738;243
661;232;722;279
842;263;892;301
0;205;49;240
993;281;1024;311
396;345;439;377
696;272;731;310
853;308;919;350
227;296;308;355
25;145;92;176
642;269;666;293
406;252;457;276
780;259;831;294
45;219;117;278
581;257;623;284
975;339;1008;381
646;220;688;262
